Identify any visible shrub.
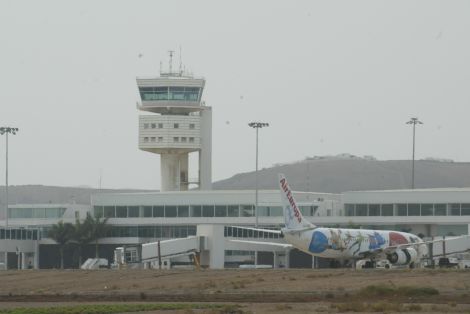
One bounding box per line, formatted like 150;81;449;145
274;304;292;311
407;304;422;311
333;302;366;312
0;303;235;314
369;302;403;312
358;285;439;298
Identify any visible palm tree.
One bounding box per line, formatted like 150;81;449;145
73;216;93;267
48;221;74;269
88;215;109;258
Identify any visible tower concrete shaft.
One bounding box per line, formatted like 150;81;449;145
136;69;212;191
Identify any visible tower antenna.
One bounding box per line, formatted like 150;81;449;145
179;46;183;75
168;50;174;74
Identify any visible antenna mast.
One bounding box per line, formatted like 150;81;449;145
168;50;174;74
179;46;183;75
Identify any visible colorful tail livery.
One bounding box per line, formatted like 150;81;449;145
279;174;315;230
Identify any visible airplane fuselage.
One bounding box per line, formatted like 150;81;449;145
282;227;427;260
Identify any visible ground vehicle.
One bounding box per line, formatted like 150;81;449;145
437;257;459;268
459;260;470;269
376;260;392;269
356;259;393;269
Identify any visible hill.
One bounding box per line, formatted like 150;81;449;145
2;155;470;206
213;155;470;193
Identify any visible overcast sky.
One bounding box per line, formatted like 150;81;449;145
0;1;469;190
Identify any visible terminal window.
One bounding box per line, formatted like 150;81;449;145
143;123;149;129
462;204;470;215
143;206;152;217
153;206;164;217
143;137;149;142
190;205;202;217
128;206;139;217
150;137;156;142
173;137;179;142
202;205;214;217
181;137;187;143
408;204;420;216
178;205;189;217
158;123;163;128
158;137;163;142
189;123;195;129
151;123;156;129
174;123;179;128
116;206;127;218
381;204;393;216
189;137;194;143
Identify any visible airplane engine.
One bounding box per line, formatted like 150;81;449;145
387;248;418;265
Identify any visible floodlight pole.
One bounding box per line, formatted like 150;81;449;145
0;127;19;227
248;122;269;267
5;132;8;227
406;118;422;189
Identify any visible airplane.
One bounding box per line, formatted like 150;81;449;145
232;174;468;268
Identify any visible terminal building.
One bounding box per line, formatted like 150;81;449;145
1;59;470;269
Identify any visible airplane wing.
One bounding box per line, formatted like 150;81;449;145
229;239;293;249
231;226;282;234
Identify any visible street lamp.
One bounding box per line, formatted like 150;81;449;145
248;122;269;267
406;118;422;189
0;127;19;227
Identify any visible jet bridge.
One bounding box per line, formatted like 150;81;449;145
432;236;470;257
141;236;206;269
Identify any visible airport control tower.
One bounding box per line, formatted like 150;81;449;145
136;53;212;191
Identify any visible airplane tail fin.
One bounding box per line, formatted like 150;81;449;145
278;174;315;230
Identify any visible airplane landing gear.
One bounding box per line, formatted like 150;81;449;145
363;260;376;268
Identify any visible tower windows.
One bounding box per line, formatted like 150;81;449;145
181;137;187;143
143;123;149;129
158;137;163;142
174;123;179;129
189;137;195;143
158;123;163;128
139;86;201;102
173;137;179;142
189;123;195;129
143;137;149;142
151;123;156;129
150;137;156;142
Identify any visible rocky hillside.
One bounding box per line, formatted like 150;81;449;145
2;155;470;206
213;155;470;193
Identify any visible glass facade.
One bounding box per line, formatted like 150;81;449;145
104;225;196;239
94;204;314;219
225;250;255;257
436;224;468;236
344;203;470;216
224;226;282;239
139;86;200;102
9;208;66;219
0;228;39;240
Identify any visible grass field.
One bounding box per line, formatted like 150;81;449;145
1;268;470;313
